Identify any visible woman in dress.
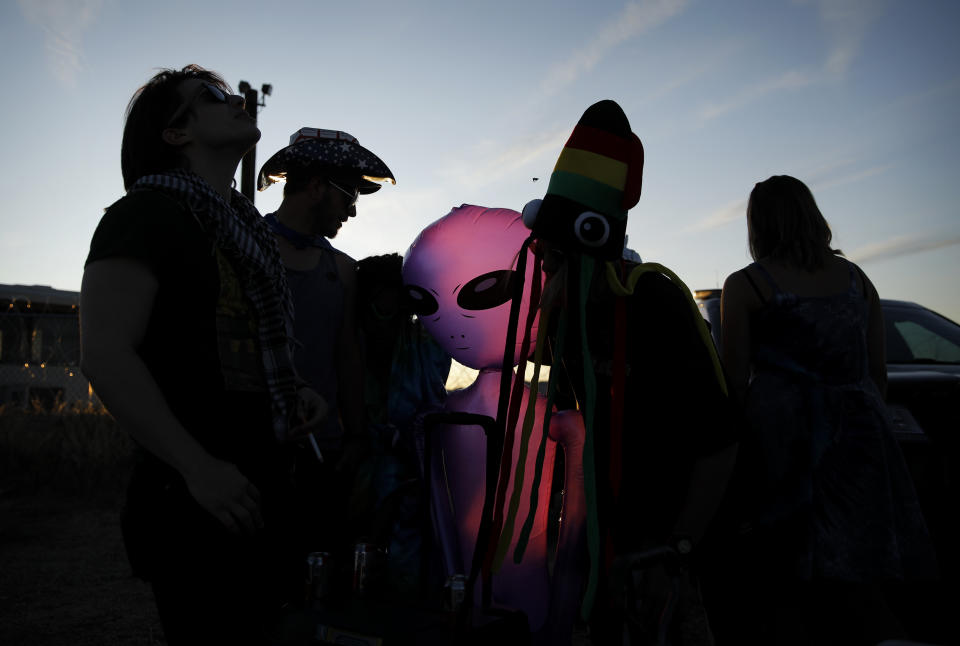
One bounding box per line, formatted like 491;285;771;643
718;175;936;645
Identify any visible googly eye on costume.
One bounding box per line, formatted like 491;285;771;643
521;199;542;230
573;211;610;248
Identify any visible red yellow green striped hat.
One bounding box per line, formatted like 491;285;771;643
522;100;644;260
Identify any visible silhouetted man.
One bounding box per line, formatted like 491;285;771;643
258;128;395;555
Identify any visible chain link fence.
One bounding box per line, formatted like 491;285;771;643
0;302;97;409
0;285;542;409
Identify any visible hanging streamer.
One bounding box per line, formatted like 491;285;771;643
609;261;627;500
485;238;539;578
514;308;568;562
578;256;601;619
493;303;551;569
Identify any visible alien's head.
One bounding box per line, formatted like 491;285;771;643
402;205;540;370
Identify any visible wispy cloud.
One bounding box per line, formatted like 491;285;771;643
697;69;815;122
418;1;691;209
848;233;960;264
417;1;690;215
813;163;894;191
634;39;744;110
18;0;103;87
687;161;894;233
874;76;960;118
435;126;571;190
697;0;886;123
790;155;894;192
685;198;747;232
806;0;886;79
539;0;690;97
798;155;860;183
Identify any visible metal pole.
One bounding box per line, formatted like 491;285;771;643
240;87;258;202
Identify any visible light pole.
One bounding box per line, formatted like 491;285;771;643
237;80;273;203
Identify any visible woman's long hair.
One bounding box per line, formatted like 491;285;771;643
747;175;841;271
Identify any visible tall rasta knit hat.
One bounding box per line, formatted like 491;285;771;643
486;99;726;625
522;99;644;260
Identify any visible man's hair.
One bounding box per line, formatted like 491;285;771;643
356;253;404;310
121;64;230;190
283;163;361;198
282;163;329;198
747;175;840;271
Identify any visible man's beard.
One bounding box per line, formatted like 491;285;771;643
310;201;340;238
325;218;341;239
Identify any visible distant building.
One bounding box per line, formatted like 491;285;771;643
0;284;95;408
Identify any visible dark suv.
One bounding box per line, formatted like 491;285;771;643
693;289;960;441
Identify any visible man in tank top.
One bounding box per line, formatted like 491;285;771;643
257;128;396;557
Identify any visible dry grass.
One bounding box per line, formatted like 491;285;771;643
0;405;165;645
0;404;135;502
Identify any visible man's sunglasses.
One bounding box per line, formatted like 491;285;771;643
328;179;360;205
166;82;240;127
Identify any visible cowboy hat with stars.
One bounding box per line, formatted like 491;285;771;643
258;127;395;194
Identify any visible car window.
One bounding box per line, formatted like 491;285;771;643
698;298;722;353
883;305;960;364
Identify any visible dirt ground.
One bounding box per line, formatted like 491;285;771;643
1;409;954;645
0;486;708;646
0;488;167;646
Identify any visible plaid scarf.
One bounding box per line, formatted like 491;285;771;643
132;169;297;440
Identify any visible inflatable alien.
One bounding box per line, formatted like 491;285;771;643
402;205;586;642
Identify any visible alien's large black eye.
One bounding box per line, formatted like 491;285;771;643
574;211;610;247
406;285;439;316
457;270;515;311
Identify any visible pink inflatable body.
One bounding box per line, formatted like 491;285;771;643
402;205;586;643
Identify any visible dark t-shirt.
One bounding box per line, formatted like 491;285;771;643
86;190;291;576
561;267;737;547
87;190;276;460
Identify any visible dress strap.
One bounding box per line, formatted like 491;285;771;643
743;270;766;304
747;262;781;302
845;258;868;301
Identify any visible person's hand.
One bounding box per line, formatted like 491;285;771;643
610;547;691;641
182;456;263;536
288;387;329;440
632;562;690;639
334;435;370;476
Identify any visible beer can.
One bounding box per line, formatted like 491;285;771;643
352;542;374;595
444;574;466;612
305;551;333;604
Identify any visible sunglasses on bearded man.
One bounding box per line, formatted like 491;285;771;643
328;179;360;205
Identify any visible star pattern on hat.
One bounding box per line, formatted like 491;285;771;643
258;129;395;190
278;140;389;177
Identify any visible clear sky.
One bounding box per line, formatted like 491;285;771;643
1;0;958;321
